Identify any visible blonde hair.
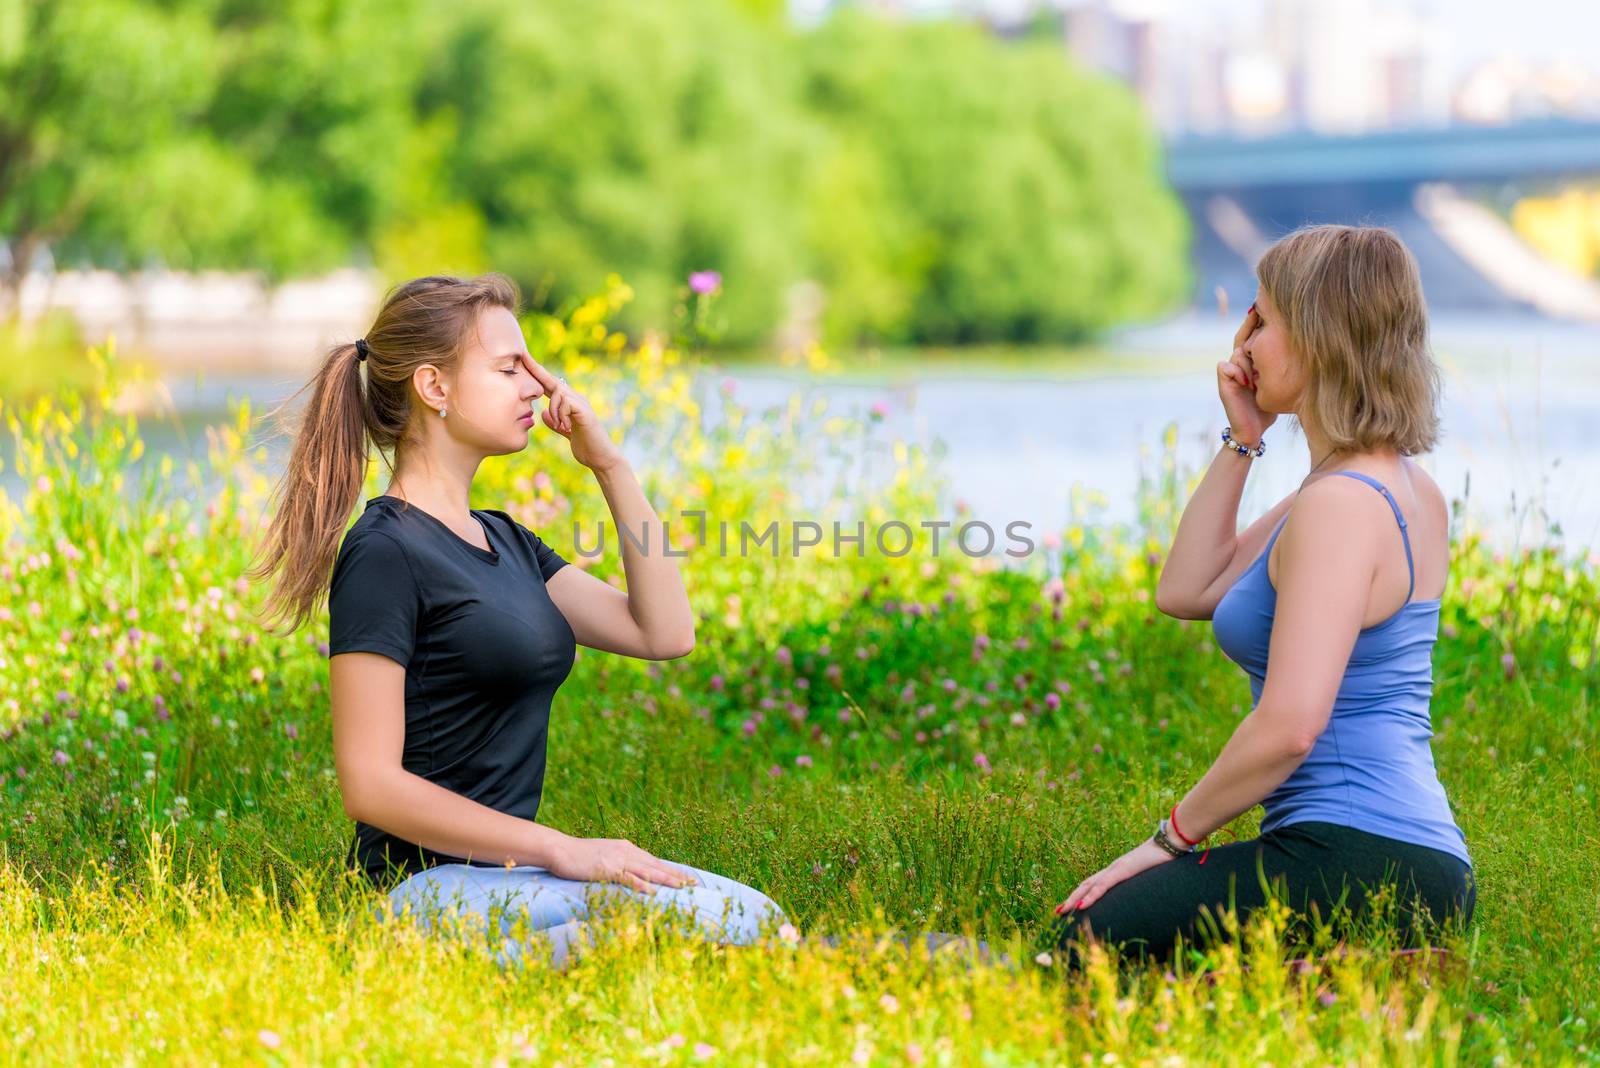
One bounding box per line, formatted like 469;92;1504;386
247;273;521;634
1255;224;1440;456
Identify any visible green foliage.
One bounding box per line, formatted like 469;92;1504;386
2;0;431;289
798;12;1190;344
419;0;815;345
2;0;1189;346
0;297;1598;1061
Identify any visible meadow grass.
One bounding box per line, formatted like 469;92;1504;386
1;305;1597;1065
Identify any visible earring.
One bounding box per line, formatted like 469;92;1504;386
439;408;447;418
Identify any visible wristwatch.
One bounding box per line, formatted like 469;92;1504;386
1152;818;1195;859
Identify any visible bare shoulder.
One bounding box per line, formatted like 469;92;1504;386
1269;474;1384;578
1400;457;1449;526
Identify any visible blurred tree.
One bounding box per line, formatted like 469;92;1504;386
799;11;1189;344
729;0;788;25
0;0;217;315
419;0;815;345
0;0;435;318
0;0;1189;348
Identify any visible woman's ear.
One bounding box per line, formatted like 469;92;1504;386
412;364;448;411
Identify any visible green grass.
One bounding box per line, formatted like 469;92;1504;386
1;328;1598;1065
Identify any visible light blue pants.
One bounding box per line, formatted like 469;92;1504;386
374;860;788;970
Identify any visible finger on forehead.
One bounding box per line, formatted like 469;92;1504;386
521;353;562;390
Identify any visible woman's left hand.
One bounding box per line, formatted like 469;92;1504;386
1055;837;1177;916
521;355;626;472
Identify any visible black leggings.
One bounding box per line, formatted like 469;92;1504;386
1049;821;1475;965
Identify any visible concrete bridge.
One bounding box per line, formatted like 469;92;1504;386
1164;119;1600;319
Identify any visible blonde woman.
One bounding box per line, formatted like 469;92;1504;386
250;274;785;968
1050;225;1474;962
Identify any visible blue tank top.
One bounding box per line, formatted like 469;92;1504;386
1211;471;1470;865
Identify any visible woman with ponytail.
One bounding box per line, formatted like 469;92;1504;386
248;274;785;969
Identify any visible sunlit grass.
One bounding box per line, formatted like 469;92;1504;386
1;289;1597;1063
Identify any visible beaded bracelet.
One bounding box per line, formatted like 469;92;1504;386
1221;426;1265;458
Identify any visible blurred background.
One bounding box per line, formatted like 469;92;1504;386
2;0;1597;546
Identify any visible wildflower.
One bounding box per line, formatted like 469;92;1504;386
879;993;900;1014
974;752;992;773
1035;951;1053;966
250;666;266;685
1318;991;1337;1007
1010;712;1026;727
742;719;757;738
905;1042;926;1065
666;1034;686;1049
1500;652;1516;680
284;723;299;740
775;646;792;668
52;750;69;766
777;922;801;945
688;271;722;295
693;1042;717;1060
1045;693;1061;712
258;1029;281;1050
768;765;783;778
870;400;889;420
709;674;725;692
795;754;813;768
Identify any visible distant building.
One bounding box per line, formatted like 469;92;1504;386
793;0;1600;136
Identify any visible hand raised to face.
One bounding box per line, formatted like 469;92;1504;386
519;352;626;472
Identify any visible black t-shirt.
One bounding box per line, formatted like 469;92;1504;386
326;495;575;890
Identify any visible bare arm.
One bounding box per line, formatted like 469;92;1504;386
522;356;695;661
331;651;576;868
1170;478;1380;840
1156;451;1293;619
330;652;694;891
1156;305;1285;620
545;459;695;660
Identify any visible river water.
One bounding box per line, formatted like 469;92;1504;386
5;312;1597;554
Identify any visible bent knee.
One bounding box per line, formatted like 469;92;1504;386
691;885;787;944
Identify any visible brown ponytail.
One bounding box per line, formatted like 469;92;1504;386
247;273;521;635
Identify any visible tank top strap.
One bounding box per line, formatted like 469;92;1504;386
1329;471;1415;603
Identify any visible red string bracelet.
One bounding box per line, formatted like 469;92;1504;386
1171;804;1234;866
1196;826;1237;866
1169;804;1200;847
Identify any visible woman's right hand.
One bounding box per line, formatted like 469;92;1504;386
1216;305;1275;447
547;836;700;894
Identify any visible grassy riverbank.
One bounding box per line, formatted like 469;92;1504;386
1;299;1597;1064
